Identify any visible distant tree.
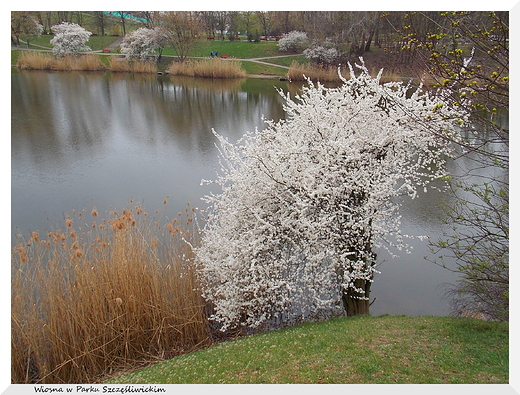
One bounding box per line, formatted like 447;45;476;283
197;61;469;332
364;11;382;52
214;11;228;40
200;11;218;37
135;11;162;28
35;11;55;35
11;11;43;47
73;11;84;26
160;11;200;62
304;43;339;64
256;11;273;38
117;11;128;35
272;11;294;34
277;30;308;52
56;12;71;23
227;11;240;41
120;27;168;61
240;11;260;41
50;22;92;57
93;11;109;36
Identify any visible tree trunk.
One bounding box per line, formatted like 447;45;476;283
119;13;126;36
342;278;372;316
365;12;382;52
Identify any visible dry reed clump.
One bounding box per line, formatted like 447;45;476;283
62;54;106;71
11;202;211;384
287;61;348;82
108;56;158;73
17;51;55;70
167;58;246;79
287;61;435;86
17;52;106;71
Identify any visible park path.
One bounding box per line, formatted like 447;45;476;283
232;54;302;70
103;37;124;51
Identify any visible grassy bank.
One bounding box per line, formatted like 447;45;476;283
107;315;508;384
12;38;426;81
12;37;432;81
12;50;289;78
164;39;280;59
14;34;121;51
238;60;288;77
11;203;210;384
11;37;294;78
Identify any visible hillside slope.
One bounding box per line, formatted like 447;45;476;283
106;315;508;384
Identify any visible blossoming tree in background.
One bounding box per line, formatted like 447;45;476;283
277;30;308;52
303;44;339;64
197;60;470;332
120;27;168;61
50;22;92;58
11;12;43;47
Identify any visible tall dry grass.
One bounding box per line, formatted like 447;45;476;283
11;202;211;384
17;51;106;71
17;51;54;70
167;58;246;79
287;61;435;86
108;56;158;74
287;61;348;82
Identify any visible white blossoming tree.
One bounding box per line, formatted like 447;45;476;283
120;27;168;61
303;45;339;64
50;22;92;58
277;30;308;52
197;60;469;332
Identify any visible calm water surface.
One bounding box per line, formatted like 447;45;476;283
12;70;470;317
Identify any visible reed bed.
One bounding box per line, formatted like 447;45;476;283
287;61;348;82
16;51;54;70
11;202;211;384
166;58;246;79
287;61;436;86
17;51;106;71
108;56;158;74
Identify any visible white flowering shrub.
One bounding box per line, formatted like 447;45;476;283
197;60;469;332
50;22;92;57
34;22;44;36
304;45;339;64
120;27;168;60
277;30;308;52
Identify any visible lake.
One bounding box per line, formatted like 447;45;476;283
12;70;472;317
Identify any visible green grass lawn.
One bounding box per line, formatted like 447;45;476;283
17;34;121;51
106;315;508;384
240;60;288;77
17;36;282;58
257;54;308;67
183;39;281;58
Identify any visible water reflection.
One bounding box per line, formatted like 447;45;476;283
12;71;286;242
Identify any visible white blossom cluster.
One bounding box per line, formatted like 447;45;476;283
197;60;469;332
50;22;92;58
120;27;168;60
303;45;339;64
277;30;308;52
34;22;44;36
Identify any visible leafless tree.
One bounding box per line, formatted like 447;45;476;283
406;11;509;321
160;11;200;62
